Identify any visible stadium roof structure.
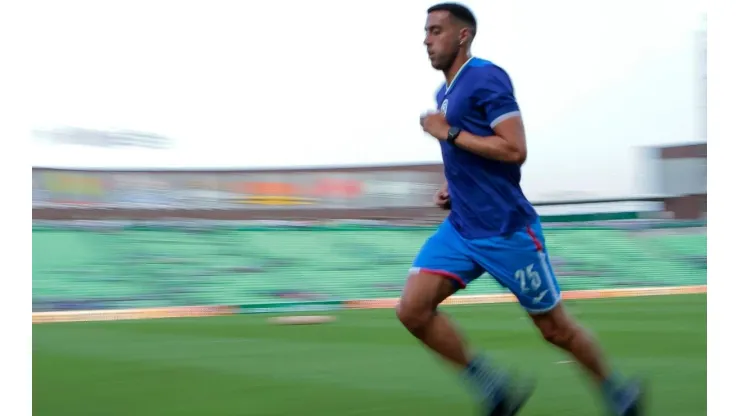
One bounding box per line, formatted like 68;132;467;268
33;126;173;150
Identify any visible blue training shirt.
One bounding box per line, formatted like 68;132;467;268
435;57;538;239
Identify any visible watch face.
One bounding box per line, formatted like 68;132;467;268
448;128;460;145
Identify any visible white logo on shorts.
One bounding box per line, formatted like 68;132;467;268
533;290;549;304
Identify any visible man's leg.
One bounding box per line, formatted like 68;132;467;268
398;219;533;415
529;305;643;415
396;271;532;416
396;271;469;368
398;219;483;369
469;220;643;415
529;304;609;383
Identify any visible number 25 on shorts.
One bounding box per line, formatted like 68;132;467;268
514;264;542;293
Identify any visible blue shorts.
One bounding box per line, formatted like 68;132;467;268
410;219;561;314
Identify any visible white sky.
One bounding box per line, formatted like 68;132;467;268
27;0;706;200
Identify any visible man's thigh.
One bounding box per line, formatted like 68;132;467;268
469;221;562;314
409;219;484;290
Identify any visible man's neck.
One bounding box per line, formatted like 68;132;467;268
444;51;472;87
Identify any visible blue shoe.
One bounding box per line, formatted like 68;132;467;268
609;379;645;416
485;378;535;416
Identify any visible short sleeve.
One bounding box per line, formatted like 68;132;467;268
473;69;521;128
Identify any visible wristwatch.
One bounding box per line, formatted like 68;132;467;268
447;127;461;146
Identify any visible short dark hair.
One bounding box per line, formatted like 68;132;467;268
427;2;477;37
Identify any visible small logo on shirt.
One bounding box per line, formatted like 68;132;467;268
440;99;449;116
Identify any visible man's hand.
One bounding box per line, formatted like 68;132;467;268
420;111;450;141
433;182;451;210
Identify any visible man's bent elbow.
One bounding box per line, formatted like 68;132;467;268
497;137;527;164
484;148;526;164
504;147;526;165
513;149;527;165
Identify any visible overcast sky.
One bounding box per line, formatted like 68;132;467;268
28;0;706;200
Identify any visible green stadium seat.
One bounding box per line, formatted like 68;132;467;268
32;225;706;311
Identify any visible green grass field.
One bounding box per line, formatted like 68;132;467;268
33;294;706;416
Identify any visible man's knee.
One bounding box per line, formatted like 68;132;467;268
396;301;435;332
530;304;579;348
539;321;577;347
396;272;457;333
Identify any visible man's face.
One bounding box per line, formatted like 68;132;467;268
424;11;461;71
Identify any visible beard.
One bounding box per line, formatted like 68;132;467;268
432;45;461;71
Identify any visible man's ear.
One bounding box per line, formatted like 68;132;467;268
458;27;472;45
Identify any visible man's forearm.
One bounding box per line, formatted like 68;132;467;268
454;131;526;164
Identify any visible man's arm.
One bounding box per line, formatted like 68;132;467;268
440;67;527;164
421;112;527;164
453;116;527;164
420;68;527;164
458;69;527;164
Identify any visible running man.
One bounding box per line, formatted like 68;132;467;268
396;3;644;415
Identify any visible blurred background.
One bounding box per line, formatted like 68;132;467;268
31;1;707;415
31;151;706;312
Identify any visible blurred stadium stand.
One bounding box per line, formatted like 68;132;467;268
32;142;706;312
33;221;706;312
